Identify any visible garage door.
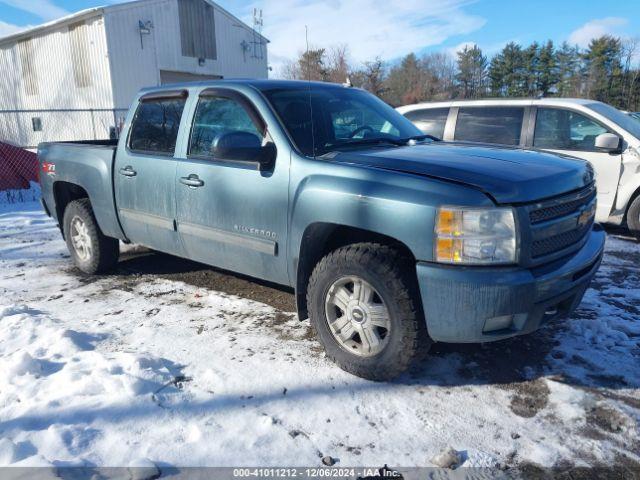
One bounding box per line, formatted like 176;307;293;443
160;70;223;85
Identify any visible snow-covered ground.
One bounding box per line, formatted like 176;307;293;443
0;201;638;473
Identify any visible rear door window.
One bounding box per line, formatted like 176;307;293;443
534;108;610;151
403;108;449;139
129;96;187;154
454;107;524;145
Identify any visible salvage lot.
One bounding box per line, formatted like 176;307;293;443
0;201;638;471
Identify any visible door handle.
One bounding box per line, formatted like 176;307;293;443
119;166;137;177
180;174;204;188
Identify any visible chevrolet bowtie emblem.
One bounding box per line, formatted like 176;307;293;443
577;206;595;227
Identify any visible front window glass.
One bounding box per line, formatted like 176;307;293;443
189;96;262;157
129;97;186;154
454;107;524;145
262;86;422;157
534;108;610;151
404;108;449;139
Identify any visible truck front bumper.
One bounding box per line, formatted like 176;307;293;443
416;225;606;343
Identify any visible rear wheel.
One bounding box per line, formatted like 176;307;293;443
63;199;119;274
307;243;431;381
627;195;640;241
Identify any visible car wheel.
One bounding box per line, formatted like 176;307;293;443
307;242;431;381
63;198;119;274
627;195;640;241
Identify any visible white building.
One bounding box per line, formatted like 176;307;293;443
0;0;269;148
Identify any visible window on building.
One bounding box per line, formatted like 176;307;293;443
534;108;611;152
129;97;187;154
454;107;525;145
68;21;92;88
190;96;262;157
18;39;38;96
404;108;449;139
178;0;217;60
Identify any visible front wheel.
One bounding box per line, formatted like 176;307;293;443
307;243;431;381
627;195;640;241
63;198;119;274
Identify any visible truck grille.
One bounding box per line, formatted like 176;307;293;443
531;222;592;258
523;184;596;264
529;185;596;224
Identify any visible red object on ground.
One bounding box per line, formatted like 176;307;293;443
0;142;38;190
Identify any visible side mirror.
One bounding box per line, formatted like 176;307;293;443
594;133;622;153
211;131;276;166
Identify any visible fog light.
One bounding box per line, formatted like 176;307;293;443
483;315;514;333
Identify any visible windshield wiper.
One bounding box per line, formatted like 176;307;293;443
400;134;441;143
324;137;406;151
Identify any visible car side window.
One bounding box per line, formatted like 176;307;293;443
189;96;263;158
129;97;186;154
404;108;449;139
534;108;610;152
454;107;524;146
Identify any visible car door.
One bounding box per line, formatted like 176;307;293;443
114;90;188;255
174;88;289;285
453;106;527;146
532;107;622;221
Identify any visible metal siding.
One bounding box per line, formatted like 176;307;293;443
106;0;267;110
0;15;116;146
104;0;168;109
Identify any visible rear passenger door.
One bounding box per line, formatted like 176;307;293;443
453;106;526;146
115;91;187;256
174;88;290;285
532;107;622;220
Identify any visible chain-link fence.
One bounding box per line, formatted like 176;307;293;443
0;108;128;149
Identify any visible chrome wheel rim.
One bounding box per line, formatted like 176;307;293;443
325;276;391;357
70;216;92;262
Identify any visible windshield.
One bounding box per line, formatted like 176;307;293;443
262;86;423;157
588;102;640;139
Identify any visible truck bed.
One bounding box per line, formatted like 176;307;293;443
38;140;126;241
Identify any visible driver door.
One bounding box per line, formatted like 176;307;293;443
532;107;622;221
174;89;289;285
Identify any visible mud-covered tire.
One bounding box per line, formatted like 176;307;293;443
62;198;119;274
627;195;640;241
307;242;431;381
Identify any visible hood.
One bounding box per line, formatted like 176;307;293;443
328;142;593;204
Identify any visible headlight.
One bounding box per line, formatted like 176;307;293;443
434;207;517;265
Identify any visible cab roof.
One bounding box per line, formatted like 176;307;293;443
138;79;350;96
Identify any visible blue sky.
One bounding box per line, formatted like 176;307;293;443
1;0;639;74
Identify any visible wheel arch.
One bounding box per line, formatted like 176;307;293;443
53;181;90;238
294;222;417;320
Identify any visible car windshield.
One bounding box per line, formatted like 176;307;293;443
588;102;640;139
261;85;425;157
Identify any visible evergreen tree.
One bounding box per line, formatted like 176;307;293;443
584;36;624;105
555;42;582;97
385;53;426;106
456;45;488;99
536;40;558;96
489;42;526;97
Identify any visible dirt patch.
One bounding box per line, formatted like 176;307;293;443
69;248;297;312
586;404;628;434
507;378;550;418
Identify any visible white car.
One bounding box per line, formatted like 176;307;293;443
398;98;640;235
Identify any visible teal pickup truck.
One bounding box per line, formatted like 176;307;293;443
38;80;605;380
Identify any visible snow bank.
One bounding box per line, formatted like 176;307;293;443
0;305;183;467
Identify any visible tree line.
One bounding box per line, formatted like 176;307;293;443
282;36;640;111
